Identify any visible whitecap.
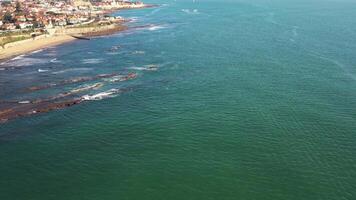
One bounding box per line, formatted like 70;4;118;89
30;49;44;54
132;50;145;55
128;67;147;71
82;88;121;101
50;58;61;63
129;17;139;22
81;58;104;64
148;25;166;31
3;57;49;67
18;101;30;104
106;52;120;55
52;67;92;74
129;64;158;71
182;9;200;14
71;83;103;93
10;55;25;61
38;69;50;73
103;75;126;82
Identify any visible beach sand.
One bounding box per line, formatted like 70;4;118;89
0;35;76;62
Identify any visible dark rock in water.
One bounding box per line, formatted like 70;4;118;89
1;72;138;123
0;98;82;123
26;73;118;92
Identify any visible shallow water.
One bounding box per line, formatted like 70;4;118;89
1;0;356;199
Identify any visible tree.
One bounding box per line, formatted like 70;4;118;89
3;12;13;23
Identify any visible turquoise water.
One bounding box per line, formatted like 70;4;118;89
1;0;356;199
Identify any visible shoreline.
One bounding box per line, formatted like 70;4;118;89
0;23;127;63
0;4;155;64
0;35;76;63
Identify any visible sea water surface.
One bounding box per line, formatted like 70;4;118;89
1;0;356;199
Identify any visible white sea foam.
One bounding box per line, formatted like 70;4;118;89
52;67;92;74
103;75;125;82
129;17;139;22
132;50;146;55
128;67;147;71
50;58;61;63
82;88;121;101
292;26;299;37
11;55;25;61
148;25;166;31
106;52;120;55
38;69;50;73
18;101;30;104
182;9;199;14
30;49;44;54
3;57;49;67
71;83;103;93
81;58;104;64
129;64;158;71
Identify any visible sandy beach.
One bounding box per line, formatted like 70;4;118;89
0;35;76;62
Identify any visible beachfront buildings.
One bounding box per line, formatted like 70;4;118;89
0;0;144;31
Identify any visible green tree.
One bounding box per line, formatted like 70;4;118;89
3;12;13;23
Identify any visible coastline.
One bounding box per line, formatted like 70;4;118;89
0;23;128;63
0;4;154;64
0;35;76;62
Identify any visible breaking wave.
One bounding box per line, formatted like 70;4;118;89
1;56;49;67
148;25;166;31
81;58;104;64
52;68;92;74
30;49;44;54
50;58;61;63
132;50;146;55
82;88;121;101
182;9;199;14
128;64;159;71
38;69;50;73
71;83;104;94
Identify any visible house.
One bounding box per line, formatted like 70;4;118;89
2;23;16;30
17;22;33;29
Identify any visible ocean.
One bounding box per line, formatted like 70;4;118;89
1;0;356;199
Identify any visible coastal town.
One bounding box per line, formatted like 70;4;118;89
0;0;145;31
0;0;148;59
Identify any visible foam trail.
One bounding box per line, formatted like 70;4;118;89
103;73;137;82
148;25;166;31
10;55;25;61
292;26;299;37
128;64;159;71
132;50;145;55
82;89;121;101
30;49;44;54
182;9;199;14
38;69;50;73
52;67;92;74
70;83;104;94
28;73;117;91
2;57;49;67
81;58;104;64
309;52;356;81
50;58;60;63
